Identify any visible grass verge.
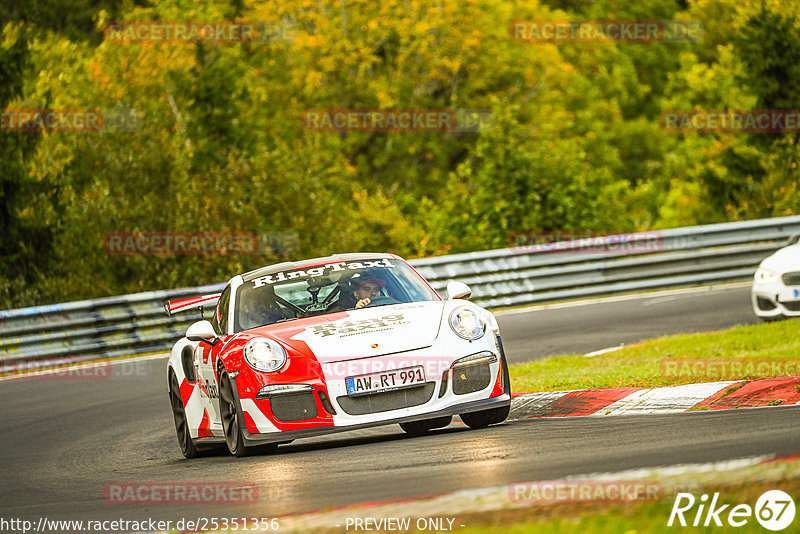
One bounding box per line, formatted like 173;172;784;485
509;319;800;392
453;478;800;534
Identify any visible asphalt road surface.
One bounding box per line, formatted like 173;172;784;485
497;284;758;362
3;283;791;528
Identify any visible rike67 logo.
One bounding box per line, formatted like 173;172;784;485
668;490;796;530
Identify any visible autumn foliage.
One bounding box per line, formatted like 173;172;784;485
1;0;799;307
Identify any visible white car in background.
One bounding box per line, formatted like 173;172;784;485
752;236;800;321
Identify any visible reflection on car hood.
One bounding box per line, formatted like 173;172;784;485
760;245;800;272
262;301;445;362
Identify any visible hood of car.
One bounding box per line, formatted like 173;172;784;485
258;301;446;362
760;244;800;272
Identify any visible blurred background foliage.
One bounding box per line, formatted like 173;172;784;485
0;0;798;307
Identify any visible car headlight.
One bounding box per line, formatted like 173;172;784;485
449;306;486;340
755;268;779;284
244;338;287;372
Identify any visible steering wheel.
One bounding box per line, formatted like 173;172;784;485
363;295;400;308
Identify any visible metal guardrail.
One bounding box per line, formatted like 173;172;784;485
0;284;224;373
2;215;799;372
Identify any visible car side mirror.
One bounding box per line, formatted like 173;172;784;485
446;281;472;300
186;320;219;346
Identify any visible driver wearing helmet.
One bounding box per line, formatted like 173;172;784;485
353;278;386;309
240;286;286;329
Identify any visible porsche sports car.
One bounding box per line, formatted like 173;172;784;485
165;253;511;458
752;235;800;321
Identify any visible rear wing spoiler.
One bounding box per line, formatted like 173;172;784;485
164;294;221;317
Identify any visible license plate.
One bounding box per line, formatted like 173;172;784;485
779;288;800;302
346;366;425;396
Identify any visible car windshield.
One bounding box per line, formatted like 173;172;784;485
233;258;440;331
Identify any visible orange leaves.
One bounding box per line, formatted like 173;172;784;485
88;59;102;79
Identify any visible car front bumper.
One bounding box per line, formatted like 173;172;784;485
752;282;800;318
228;340;512;445
238;393;511;445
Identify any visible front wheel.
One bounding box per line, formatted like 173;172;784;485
169;373;200;459
400;416;452;436
218;370;252;457
219;370;277;457
459;405;510;429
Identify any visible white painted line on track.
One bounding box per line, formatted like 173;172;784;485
584;345;625;357
495;282;751;316
551;455;771;482
642;295;678;305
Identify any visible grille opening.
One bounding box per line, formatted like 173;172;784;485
782;301;800;312
757;297;777;311
337;383;436;415
782;272;800;286
452;362;491;395
270;391;318;422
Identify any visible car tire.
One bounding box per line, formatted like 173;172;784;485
218;370;253;457
169;372;201;459
459;404;510;429
219;370;278;457
400;415;452;436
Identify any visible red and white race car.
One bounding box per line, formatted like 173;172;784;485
166;253;511;458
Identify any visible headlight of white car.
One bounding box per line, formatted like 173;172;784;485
754;268;779;284
244;338;287;372
449;306;486;340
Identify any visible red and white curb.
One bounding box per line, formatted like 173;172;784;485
510;377;800;419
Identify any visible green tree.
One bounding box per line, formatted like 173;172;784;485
0;23;54;305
